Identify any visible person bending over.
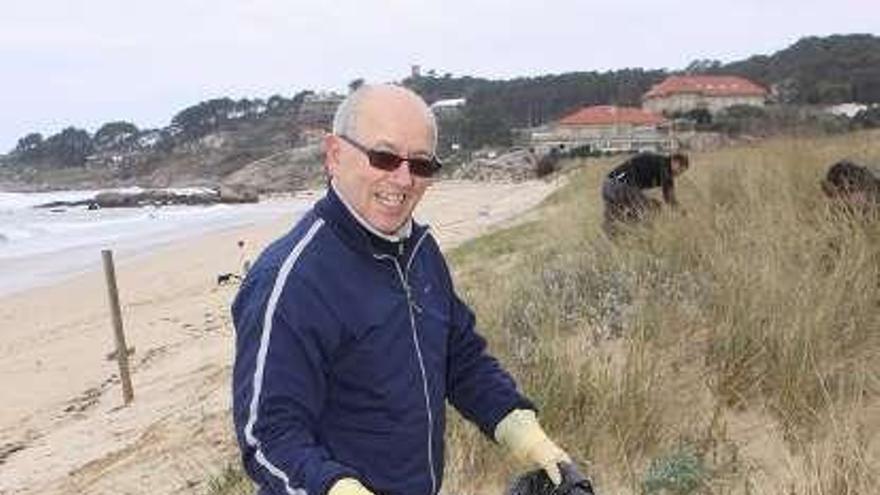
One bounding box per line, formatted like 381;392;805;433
601;151;689;235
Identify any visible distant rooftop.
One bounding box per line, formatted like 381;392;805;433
643;75;768;99
558;105;666;126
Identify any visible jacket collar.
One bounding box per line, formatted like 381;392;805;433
331;181;413;242
314;183;427;260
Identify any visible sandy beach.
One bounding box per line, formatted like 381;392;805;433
0;179;559;495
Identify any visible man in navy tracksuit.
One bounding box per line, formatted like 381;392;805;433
232;85;587;495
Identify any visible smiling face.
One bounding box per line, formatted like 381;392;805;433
325;86;436;235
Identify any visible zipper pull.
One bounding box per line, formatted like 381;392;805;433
403;281;423;313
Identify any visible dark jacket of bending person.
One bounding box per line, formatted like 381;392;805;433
601;152;689;233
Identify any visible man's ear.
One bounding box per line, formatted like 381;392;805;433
324;133;340;176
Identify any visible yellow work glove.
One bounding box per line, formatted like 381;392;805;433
494;409;571;485
327;477;375;495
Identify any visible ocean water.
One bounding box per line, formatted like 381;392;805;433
0;189;310;297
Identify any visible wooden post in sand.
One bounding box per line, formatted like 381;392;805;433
101;249;134;404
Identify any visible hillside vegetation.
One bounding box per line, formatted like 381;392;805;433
716;34;880;104
406;34;880;151
441;130;880;494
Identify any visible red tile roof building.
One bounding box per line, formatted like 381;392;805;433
530;105;672;154
643;75;768;115
558;105;666;126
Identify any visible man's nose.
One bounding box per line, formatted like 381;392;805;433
387;159;415;186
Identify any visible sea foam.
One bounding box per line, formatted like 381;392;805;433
0;189;310;296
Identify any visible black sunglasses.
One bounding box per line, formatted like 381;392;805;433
338;134;441;178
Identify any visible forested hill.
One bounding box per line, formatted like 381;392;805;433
403;69;668;148
710;34;880;104
1;33;877;190
402;34;880;148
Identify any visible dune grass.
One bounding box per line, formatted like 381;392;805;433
207;130;879;494
443;130;880;495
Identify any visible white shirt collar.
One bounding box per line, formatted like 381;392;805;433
331;180;412;242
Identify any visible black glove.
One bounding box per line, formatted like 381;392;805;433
556;462;595;495
507;461;596;495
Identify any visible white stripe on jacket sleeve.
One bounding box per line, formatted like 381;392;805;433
244;218;324;495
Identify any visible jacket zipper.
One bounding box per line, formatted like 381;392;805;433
374;229;436;494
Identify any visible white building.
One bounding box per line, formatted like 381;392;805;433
299;92;345;129
824;103;869;118
430;98;466;119
642;75;768;115
530;105;672;155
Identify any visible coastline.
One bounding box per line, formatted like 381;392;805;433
0;191;314;298
0;179;560;494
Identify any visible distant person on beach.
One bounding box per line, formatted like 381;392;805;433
237;239;252;275
231;85;592;495
601;151;689;235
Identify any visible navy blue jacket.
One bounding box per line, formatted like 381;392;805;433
232;188;531;495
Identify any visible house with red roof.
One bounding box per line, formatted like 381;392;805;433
530;105;673;154
642;75;768;115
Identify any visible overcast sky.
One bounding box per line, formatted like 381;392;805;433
0;0;875;151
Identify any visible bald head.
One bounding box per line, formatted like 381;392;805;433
332;84;438;153
324;83;439;235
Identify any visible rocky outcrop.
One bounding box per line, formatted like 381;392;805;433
452;149;540;182
93;190;217;208
35;186;259;209
221;144;325;193
217;184;259;204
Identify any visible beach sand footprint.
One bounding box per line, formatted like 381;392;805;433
63;386;102;414
138;345;168;368
0;440;27;466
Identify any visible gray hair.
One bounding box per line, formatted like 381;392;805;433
332;84;438;152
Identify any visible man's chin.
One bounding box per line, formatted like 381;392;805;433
369;216;406;235
368;208;410;233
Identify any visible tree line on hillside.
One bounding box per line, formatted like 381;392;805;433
403;69;668;151
4;34;879;169
699;34;880;104
4;92;314;169
406;34;880;152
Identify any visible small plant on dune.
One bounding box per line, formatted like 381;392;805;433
642;446;706;495
205;463;251;495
